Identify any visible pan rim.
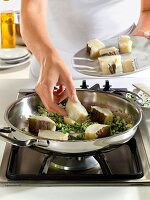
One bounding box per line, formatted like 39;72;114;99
4;90;143;143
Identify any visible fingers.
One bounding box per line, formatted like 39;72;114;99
62;76;78;103
55;89;68;103
130;30;150;39
53;84;65;96
36;76;78;116
144;31;150;39
36;54;78;116
130;30;143;36
35;83;67;116
53;85;68;103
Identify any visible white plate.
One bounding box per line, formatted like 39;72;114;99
4;53;31;64
0;56;31;69
0;48;29;60
72;36;150;77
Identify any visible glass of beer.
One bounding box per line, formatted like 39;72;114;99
1;11;16;48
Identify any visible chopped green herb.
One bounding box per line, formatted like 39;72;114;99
107;115;133;135
37;106;133;139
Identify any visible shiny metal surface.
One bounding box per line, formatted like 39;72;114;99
73;36;150;77
50;156;98;171
1;128;150;186
0;89;149;186
0;90;142;153
0;131;37;147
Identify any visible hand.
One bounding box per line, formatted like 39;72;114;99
144;31;150;39
35;48;78;116
131;30;150;39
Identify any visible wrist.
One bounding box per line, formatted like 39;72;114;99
35;43;56;63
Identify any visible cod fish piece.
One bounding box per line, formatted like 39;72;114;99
64;116;76;125
118;35;133;54
38;130;69;141
87;38;105;58
122;58;136;73
85;124;110;140
66;99;88;123
98;55;122;75
91;106;113;124
28;115;56;135
99;46;119;57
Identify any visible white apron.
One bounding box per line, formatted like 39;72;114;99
30;0;140;79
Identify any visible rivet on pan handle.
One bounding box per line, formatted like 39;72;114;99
0;127;40;147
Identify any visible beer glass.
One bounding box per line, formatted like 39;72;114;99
1;11;16;48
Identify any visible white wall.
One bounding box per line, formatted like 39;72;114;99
0;0;21;12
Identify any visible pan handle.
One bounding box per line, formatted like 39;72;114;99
111;89;143;106
0;127;40;147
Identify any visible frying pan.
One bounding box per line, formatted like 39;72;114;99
0;90;142;154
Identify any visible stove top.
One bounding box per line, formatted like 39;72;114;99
0;80;150;186
5;135;144;180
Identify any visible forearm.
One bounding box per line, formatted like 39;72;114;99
20;0;54;62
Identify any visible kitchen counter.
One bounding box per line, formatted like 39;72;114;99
0;186;150;200
0;61;30;79
0;46;31;79
0;78;150;200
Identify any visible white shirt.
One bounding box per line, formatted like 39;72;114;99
30;0;141;79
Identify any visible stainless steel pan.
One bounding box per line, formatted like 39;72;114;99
0;90;142;154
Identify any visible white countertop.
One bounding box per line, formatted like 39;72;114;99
0;78;150;200
0;186;150;200
0;61;30;79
